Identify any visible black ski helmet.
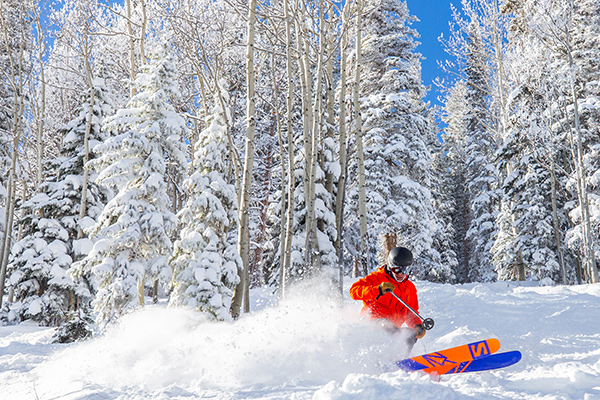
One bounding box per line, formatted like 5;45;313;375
388;247;413;267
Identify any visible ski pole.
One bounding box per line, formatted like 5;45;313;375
389;291;435;330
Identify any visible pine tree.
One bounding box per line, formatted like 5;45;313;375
507;0;600;283
5;77;111;328
493;126;563;282
73;44;187;326
462;18;499;282
346;0;448;280
0;0;34;311
568;0;600;282
430;124;459;284
169;81;240;320
490;13;571;283
440;80;473;282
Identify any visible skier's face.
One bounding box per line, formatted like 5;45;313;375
390;266;407;281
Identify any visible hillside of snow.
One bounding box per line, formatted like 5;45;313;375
2;279;600;400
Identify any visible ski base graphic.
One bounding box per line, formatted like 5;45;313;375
395;338;501;372
394;339;521;376
435;351;522;375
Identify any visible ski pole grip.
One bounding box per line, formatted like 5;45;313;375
422;318;435;330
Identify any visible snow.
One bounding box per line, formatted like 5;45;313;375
2;280;600;399
73;238;94;257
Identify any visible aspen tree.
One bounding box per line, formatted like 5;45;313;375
279;0;296;298
0;0;31;309
231;0;258;317
334;1;352;292
353;0;368;276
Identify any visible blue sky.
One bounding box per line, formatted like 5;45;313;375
405;0;455;108
40;0;454;111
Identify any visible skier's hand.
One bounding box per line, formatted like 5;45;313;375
378;282;395;296
415;324;426;340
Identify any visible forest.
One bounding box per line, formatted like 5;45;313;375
0;0;598;340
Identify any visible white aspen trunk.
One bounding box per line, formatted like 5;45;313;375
279;0;296;299
492;0;525;280
324;30;335;198
270;48;286;297
213;77;243;198
33;6;46;191
0;1;27;309
565;23;598;283
139;0;147;64
323;12;336;284
0;173;17;309
305;0;327;274
231;0;258;318
126;0;136;98
353;0;368;275
294;9;315;271
78;28;95;239
549;159;567;284
492;0;508;140
335;2;351;294
294;8;310;190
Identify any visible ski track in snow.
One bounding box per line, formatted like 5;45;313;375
1;280;600;400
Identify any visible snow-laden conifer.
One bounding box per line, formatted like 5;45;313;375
169;81;240;320
73;44;188;326
345;0;449;280
6;78;111;328
440;15;500;283
440;80;473;282
491;39;566;283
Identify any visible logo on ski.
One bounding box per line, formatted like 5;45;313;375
421;352;452;367
394;338;504;374
468;340;491;360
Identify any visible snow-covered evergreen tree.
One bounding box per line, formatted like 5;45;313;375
6;213;73;325
73;44;187;326
454;18;499;282
5;78;112;329
493;127;563;282
490;22;568;283
501;0;600;283
169;80;240;320
282;134;337;282
429;127;459;284
440;80;473;282
345;0;449;280
565;0;600;282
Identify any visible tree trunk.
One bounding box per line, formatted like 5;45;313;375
353;0;368;275
78;28;95;239
549;160;567;284
0;2;27;309
294;10;316;272
231;0;258;318
334;2;351;294
139;0;147;64
279;0;295;300
382;233;397;262
126;0;136;97
34;5;46;192
564;21;598;283
305;0;327;274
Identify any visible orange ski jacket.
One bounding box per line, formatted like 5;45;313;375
349;266;420;329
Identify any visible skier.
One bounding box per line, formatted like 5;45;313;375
350;246;426;353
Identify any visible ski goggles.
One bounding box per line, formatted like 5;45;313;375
390;266;406;274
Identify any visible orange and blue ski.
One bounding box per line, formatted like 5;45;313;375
395;338;501;372
427;350;522;375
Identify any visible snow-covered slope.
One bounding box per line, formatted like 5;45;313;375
2;279;600;399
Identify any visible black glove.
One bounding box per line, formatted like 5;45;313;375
378;282;394;297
